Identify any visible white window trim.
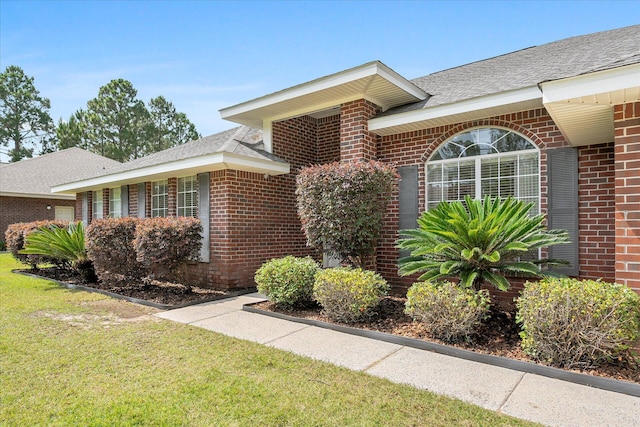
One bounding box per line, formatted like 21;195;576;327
92;190;103;219
109;187;122;218
177;175;198;218
151;180;168;218
425;128;541;214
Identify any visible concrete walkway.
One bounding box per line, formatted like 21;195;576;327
155;294;640;427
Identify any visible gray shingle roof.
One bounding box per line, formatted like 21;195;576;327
67;125;281;182
0;148;120;197
382;25;640;116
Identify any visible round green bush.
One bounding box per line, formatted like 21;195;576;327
254;256;320;307
516;278;640;369
313;267;389;323
405;281;491;343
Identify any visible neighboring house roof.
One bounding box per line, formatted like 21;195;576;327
52;126;289;194
0;148;120;200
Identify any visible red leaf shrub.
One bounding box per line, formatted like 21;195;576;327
296;160;398;268
86;217;145;287
5;220;69;268
133;217;202;282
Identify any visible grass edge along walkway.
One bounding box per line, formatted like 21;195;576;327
0;254;540;426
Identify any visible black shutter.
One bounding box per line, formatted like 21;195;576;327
398;166;419;231
121;185;129;217
398;166;420;258
547;147;579;276
198;173;210;262
137;183;146;218
82;192;89;224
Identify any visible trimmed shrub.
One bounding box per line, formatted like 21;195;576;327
254;256;320;308
313;267;389;323
296;160;398;268
405;281;491;343
5;220;69;268
516;278;640;369
86;217;144;287
133;217;202;284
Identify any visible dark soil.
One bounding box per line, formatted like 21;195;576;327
24;267;639;384
254;297;640;385
25;267;234;307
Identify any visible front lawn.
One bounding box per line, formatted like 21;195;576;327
0;254;537;426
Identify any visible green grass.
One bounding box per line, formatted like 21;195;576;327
0;254;540;426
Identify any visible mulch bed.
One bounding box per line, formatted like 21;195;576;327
254;297;640;385
25;267;233;307
22;266;640;384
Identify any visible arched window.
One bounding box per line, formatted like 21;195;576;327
426;128;539;214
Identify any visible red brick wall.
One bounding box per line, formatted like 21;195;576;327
167;178;177;217
614;102;640;292
317;114;341;164
376;108;619;303
578;143;616;282
340;99;380;161
128;184;138;217
1;196;76;238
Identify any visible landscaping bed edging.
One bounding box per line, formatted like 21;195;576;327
15;270;255;310
243;301;640;398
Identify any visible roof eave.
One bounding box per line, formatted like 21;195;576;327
541;63;640;146
369;86;543;136
0;191;76;200
219;61;428;127
51;153;290;194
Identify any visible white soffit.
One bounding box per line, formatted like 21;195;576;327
51;153;290;194
219;61;428;127
369;86;543;136
0;191;75;200
541;64;640;146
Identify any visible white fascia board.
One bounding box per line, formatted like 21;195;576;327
220;61;427;119
369;86;542;132
52;152;290;194
0;191;75;200
541;64;640;103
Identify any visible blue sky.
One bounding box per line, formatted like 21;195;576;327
1;0;638;159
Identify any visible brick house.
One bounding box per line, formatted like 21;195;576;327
53;25;640;298
0;148;119;239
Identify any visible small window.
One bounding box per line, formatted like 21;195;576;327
92;190;103;219
177;176;198;217
109;187;122;218
151;180;168;218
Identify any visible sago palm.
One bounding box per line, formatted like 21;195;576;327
20;222;92;276
397;195;570;291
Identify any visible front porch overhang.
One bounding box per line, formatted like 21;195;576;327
219;61;428;129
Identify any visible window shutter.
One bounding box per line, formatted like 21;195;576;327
82;192;89;225
547;147;579;276
121;185;129;217
137;183;146;218
198;172;210;262
398;166;420;258
398;166;419;231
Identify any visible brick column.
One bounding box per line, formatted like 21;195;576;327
102;188;110;219
168;177;177;217
128;184;138;217
614;101;640;292
340;99;380;161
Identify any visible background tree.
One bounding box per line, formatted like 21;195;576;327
0;66;54;162
53;80;200;161
146;96;200;154
85;79;149;162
